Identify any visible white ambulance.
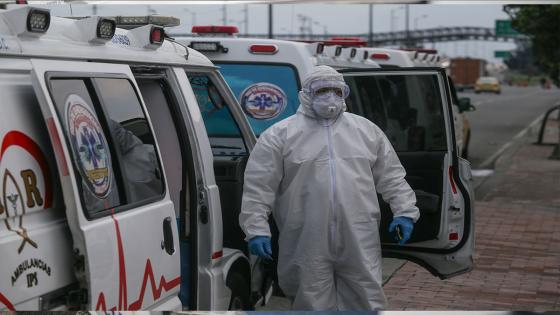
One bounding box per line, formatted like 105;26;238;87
176;28;475;286
0;6;269;311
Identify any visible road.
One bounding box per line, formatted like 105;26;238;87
459;85;560;169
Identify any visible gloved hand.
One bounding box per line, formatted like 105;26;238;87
389;216;414;245
248;236;272;260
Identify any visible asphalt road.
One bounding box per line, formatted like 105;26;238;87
459;85;560;169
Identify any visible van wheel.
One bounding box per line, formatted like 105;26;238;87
228;272;252;310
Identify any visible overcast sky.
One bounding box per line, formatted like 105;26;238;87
35;3;518;63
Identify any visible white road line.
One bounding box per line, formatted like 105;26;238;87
478;113;544;169
471;169;495;177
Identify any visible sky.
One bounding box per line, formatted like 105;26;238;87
28;2;518;63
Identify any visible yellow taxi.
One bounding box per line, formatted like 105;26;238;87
475;76;501;94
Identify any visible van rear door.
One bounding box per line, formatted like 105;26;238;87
341;67;474;278
30;59;181;310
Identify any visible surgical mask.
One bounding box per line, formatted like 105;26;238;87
312;91;344;119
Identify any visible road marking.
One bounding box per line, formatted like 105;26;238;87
478;113;544;169
471;169;495;177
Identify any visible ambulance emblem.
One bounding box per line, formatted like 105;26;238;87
66;95;112;198
240;83;287;120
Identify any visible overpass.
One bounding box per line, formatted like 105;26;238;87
171;26;529;47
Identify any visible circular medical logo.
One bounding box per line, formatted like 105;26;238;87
66;95;112;198
239;83;287;120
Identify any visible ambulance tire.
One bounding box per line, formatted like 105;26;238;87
228;272;252;310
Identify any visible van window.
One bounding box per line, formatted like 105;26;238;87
49;78;164;218
216;63;300;136
94;78;164;204
187;73;248;156
345;74;447;152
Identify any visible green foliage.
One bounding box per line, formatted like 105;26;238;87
505;5;560;85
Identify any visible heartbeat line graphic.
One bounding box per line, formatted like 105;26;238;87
0;292;15;310
95;215;180;310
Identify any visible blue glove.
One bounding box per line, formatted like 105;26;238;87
248;236;272;260
389;216;414;245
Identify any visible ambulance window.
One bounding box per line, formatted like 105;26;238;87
216;63;300;136
49;79;122;214
187;73;248;156
346;74;447;152
93;78;164;205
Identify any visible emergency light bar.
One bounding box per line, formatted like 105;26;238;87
110;15;180;30
192;25;238;35
189;41;228;53
1;6;50;37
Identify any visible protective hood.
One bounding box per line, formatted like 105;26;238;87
298;65;348;120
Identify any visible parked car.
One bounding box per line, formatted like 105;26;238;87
475;76;501;94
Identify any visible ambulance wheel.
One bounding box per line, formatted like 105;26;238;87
228;272;252;310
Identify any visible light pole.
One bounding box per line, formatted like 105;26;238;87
183;9;197;28
414;14;428;30
390;6;404;33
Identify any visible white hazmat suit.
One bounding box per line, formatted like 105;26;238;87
239;65;420;310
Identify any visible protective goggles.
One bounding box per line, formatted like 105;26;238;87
306;79;350;99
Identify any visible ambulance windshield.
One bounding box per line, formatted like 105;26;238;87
216;63;300;136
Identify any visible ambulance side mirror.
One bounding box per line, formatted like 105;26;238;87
458;97;476;113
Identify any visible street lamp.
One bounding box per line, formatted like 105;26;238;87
390;5;404;33
414;14;428;30
183;8;197;27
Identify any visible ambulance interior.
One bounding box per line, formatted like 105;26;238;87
344;72;448;243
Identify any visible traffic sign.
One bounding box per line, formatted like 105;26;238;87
495;20;520;36
494;50;512;58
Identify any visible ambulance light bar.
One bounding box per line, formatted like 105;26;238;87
189;41;228;53
111;15;180;29
192;25;238;35
249;44;278;55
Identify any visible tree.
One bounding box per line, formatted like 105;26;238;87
504;5;560;85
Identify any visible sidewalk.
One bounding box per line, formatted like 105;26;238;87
383;119;560;310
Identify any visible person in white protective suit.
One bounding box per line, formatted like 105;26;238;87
239;65;420;310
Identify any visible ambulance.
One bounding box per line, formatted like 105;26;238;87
176;28;476;284
0;6;270;311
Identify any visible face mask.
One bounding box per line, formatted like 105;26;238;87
311;92;344;119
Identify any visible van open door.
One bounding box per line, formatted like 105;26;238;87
29;59;181;309
341;67;474;278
